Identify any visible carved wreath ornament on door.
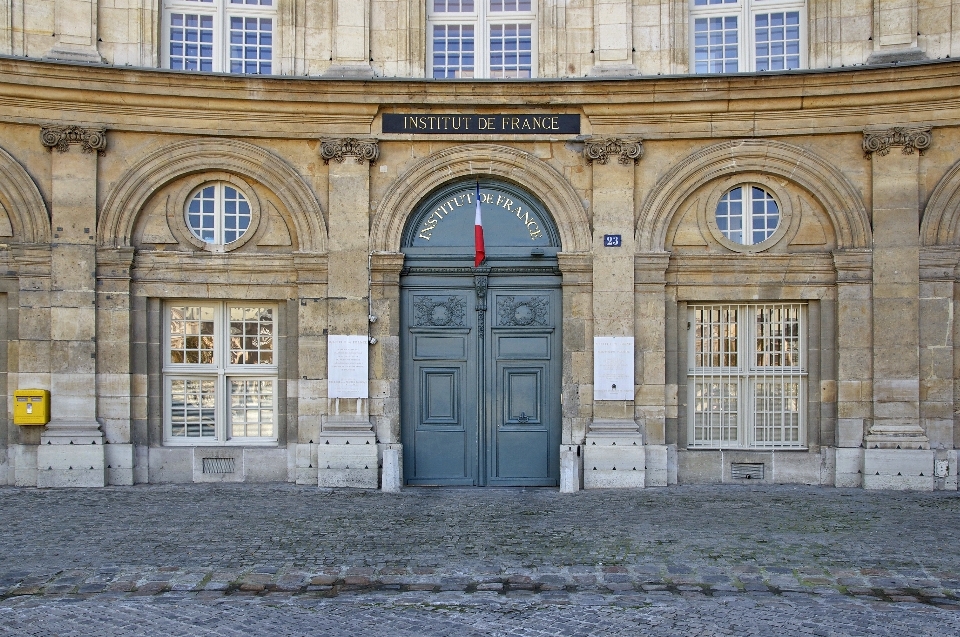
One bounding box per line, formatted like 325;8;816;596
413;296;467;327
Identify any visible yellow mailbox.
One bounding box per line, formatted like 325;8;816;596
14;389;50;425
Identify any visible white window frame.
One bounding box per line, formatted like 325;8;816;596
427;0;538;79
162;0;276;74
687;303;806;449
163;302;278;445
689;0;806;73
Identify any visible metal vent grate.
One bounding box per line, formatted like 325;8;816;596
731;463;764;480
202;458;236;474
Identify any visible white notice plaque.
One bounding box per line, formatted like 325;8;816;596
594;337;634;401
328;335;369;398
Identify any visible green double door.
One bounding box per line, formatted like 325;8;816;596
401;271;561;486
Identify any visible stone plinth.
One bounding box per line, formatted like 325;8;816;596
317;416;378;488
583;419;645;489
36;421;106;488
863;449;934;491
560;445;582;492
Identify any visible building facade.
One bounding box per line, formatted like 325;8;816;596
0;0;958;490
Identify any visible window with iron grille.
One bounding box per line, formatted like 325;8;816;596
690;0;805;73
164;302;277;444
164;0;275;74
428;0;536;78
688;303;805;448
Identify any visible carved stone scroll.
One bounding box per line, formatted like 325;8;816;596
319;137;380;164
40;125;107;155
583;137;644;165
862;126;932;158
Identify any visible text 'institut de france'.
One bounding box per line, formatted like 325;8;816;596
0;0;958;491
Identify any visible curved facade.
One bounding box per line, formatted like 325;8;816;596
0;0;959;490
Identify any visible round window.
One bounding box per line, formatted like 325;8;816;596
715;185;780;246
185;183;252;245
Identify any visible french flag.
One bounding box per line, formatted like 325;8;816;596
474;181;485;267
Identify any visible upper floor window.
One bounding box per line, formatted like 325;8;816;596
428;0;536;78
185;182;252;247
164;0;275;74
690;0;804;73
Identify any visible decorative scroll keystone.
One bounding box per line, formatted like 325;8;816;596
862;126;932;158
40;125;107;155
319;137;380;164
583;137;644;165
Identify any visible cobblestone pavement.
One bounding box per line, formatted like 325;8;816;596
1;483;959;635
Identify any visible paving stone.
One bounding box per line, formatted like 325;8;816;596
0;484;958;633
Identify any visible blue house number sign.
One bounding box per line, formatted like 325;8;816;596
603;234;622;247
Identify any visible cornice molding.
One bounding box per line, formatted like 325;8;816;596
319;137;380;164
40;124;107;155
862;125;932;158
582;137;644;165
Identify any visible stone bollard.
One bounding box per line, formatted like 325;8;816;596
381;447;402;492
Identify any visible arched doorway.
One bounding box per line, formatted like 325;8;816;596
400;179;562;486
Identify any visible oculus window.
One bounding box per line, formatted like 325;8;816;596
164;303;277;444
185;182;252;247
428;0;536;78
688;303;806;448
690;0;804;73
164;0;275;74
715;185;780;245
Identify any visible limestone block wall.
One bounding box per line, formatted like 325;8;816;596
0;59;957;490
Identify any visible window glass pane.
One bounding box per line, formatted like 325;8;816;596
434;0;474;11
693;381;739;445
169;378;216;437
230;379;274;437
432;24;475;78
489;22;532;78
169;305;215;364
228;14;273;74
229;306;274;365
755;11;801;72
169;13;214;72
694;16;739;73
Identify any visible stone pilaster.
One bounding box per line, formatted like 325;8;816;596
635;252;672;486
293;254;328;485
589;0;639;76
319;138;378;488
862;126;933;490
920;247;960;490
557;252;592;492
324;0;375;77
583;138;644;488
370;251;404;489
11;246;52;487
37;124;105;488
833;249;873;487
43;0;105;63
96;247;135;485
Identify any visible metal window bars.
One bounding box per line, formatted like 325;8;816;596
689;303;805;448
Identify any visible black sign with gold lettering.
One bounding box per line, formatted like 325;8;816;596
382;114;580;135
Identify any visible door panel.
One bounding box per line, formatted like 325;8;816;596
402;277;560;486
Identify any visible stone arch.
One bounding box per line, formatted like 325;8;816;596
0;145;50;244
636;139;870;252
98;138;326;252
921;158;960;246
372;144;590;253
